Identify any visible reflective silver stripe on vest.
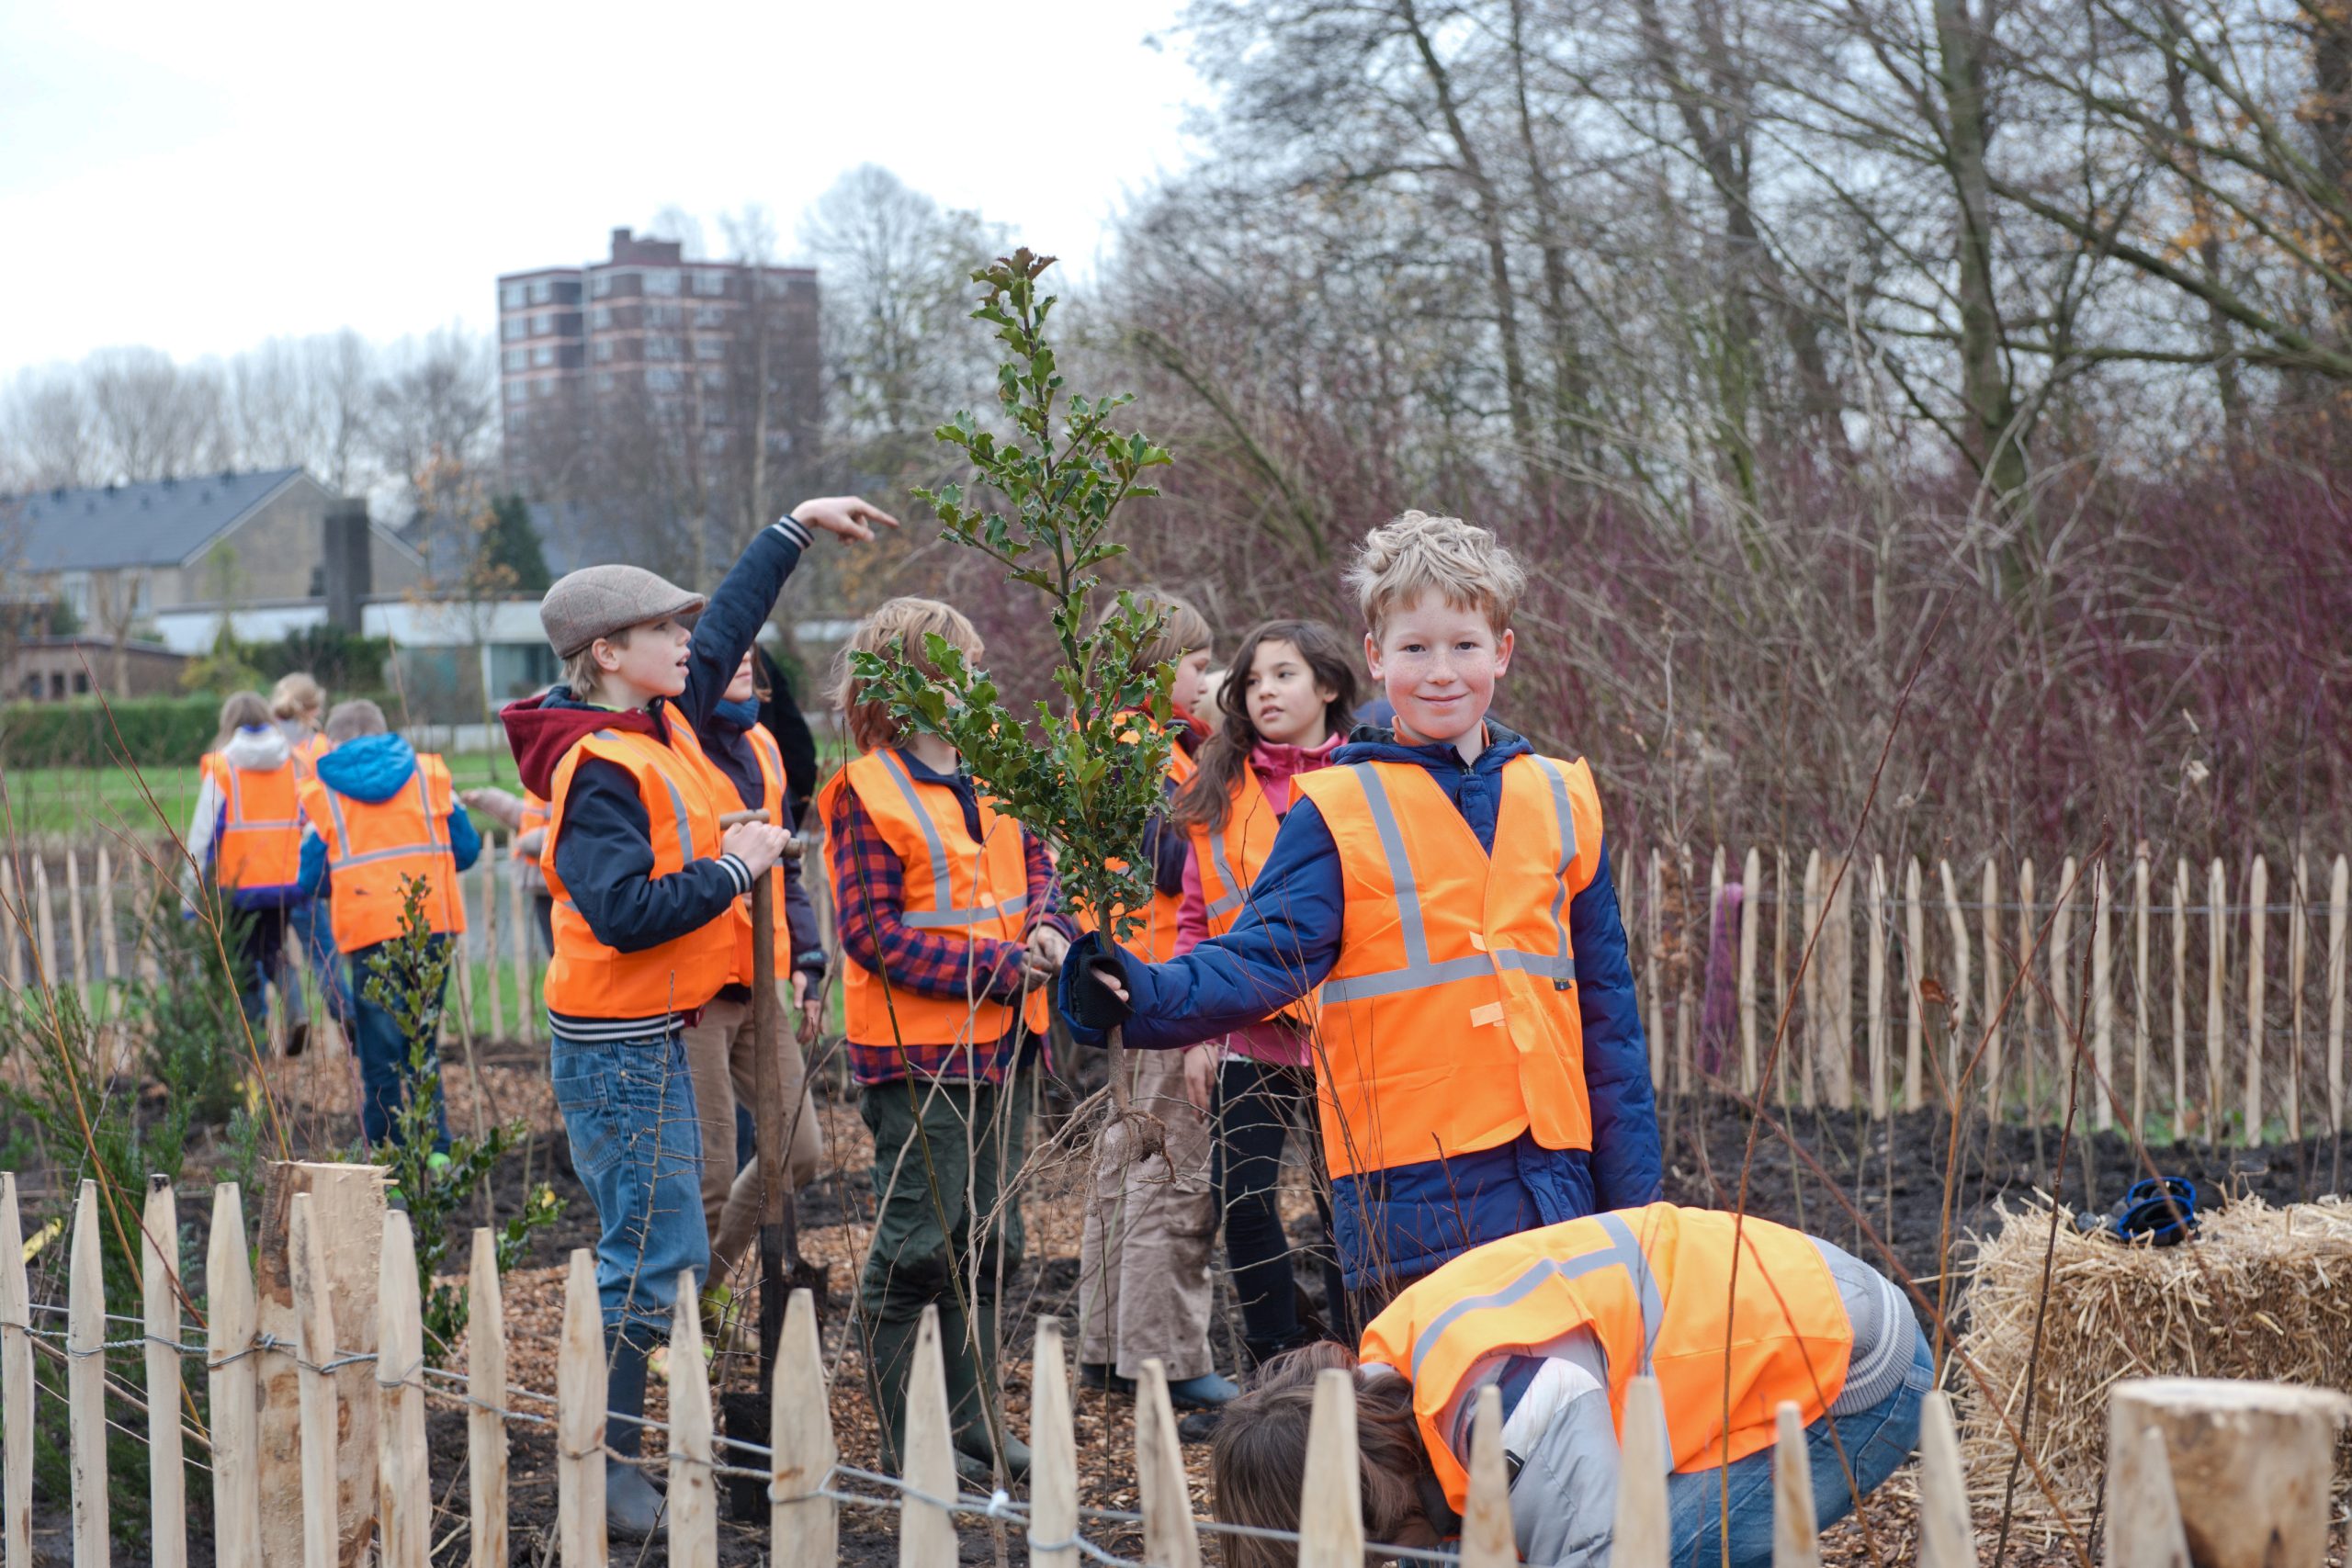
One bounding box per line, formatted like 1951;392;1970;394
1315;762;1577;1005
219;765;301;834
1408;1212;1662;1384
1531;756;1578;989
597;729;694;868
325;785;354;859
877;748;1028;931
1204;824;1247;922
329;842;446;872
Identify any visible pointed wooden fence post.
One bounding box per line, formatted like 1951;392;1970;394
1135;1359;1201;1568
1296;1369;1363;1568
30;860;55;991
1939;859;1971;1093
1868;856;1889;1119
2288;853;2308;1143
903;1306;960;1568
207;1183;261;1566
2018;858;2040;1119
0;1174;32;1568
1775;850;1792;1106
2106;1425;2192;1568
65;850;89;1001
143;1176;187;1568
1826;863;1854;1109
1801;851;1822;1109
667;1270;718;1568
508;852;538;1047
480;850;505;1042
2206;860;2228;1144
1770;1401;1818;1568
1457;1386;1513;1568
1904;858;1926;1111
376;1211;429;1568
1917;1391;1976;1568
557;1247;607;1568
1645;850;1665;1093
2052;857;2077;1077
2109;1378;2352;1568
0;857;21;989
774;1289;837;1566
2133;849;2152;1138
289;1192;341;1568
1611;1375;1669;1568
2246;855;2268;1145
2171;860;2190;1144
469;1228;509;1568
67;1179;107;1568
2329;855;2348;1132
2094;862;2114;1131
1028;1319;1076;1568
1741;847;1763;1094
1981;860;2001;1114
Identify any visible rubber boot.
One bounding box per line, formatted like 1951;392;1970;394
604;1326;667;1540
861;1308;927;1476
943;1293;1031;1483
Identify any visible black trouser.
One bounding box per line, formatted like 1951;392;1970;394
1212;1055;1349;1363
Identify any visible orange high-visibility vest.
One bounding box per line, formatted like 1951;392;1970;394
1290;754;1604;1179
1188;764;1318;1029
511;791;550;861
1075;715;1195;963
817;749;1049;1048
1361;1204;1854;1510
541;721;737;1019
202;751;304;892
297;754;468;951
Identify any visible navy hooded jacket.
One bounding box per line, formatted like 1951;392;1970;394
1058;721;1661;1290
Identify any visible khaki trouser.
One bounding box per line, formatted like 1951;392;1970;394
680;983;824;1282
1076;1048;1216;1381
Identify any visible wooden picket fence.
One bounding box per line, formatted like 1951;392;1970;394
1623;844;2352;1144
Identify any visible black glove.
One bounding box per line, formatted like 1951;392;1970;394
1056;930;1135;1042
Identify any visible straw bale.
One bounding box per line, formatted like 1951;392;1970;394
1951;1195;2352;1539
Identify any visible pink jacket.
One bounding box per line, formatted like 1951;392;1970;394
1174;731;1345;1066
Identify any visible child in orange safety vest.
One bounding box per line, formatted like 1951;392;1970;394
270;671;354;1040
501;495;890;1541
1061;512;1664;1316
1209;1204;1930;1568
819;595;1073;1487
294;700;481;1152
184;690;314;1048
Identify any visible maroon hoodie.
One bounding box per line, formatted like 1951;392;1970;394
502;691;663;799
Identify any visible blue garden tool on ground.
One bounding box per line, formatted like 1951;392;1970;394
2078;1176;2199;1246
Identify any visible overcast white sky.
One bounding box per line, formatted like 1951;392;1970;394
0;0;1204;379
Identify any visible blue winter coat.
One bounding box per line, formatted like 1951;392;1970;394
1058;722;1661;1290
296;734;483;920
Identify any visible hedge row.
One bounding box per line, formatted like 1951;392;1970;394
0;696;224;768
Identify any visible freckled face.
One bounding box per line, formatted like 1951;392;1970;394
1363;592;1511;748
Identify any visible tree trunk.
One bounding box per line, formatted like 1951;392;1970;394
2162;47;2244;437
1934;0;2030;506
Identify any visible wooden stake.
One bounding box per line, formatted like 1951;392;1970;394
2018;858;2040;1119
290;1192;340;1568
0;1174;33;1568
142;1177;187;1568
479;848;503;1042
2133;848;2152;1138
1028;1319;1075;1568
1904;858;1925;1112
2108;1378;2352;1568
2106;1425;2192;1568
1676;844;1695;1094
2172;861;2189;1145
1457;1386;1513;1568
2246;855;2268;1146
1296;1370;1364;1568
1134;1359;1201;1568
1868;856;1888;1119
30;859;55;991
0;857;20;989
2094;862;2114;1132
67;1179;107;1568
2207;860;2228;1145
1917;1391;1976;1568
2329;855;2347;1132
1801;850;1822;1109
376;1211;429;1568
1645;849;1664;1093
1611;1375;1669;1568
507;851;537;1047
207;1184;260;1568
2288;853;2307;1142
469;1228;508;1568
1741;848;1762;1092
668;1269;718;1568
2052;855;2076;1048
64;848;87;997
557;1247;607;1568
903;1307;960;1568
1826;863;1854;1109
1770;1401;1819;1568
96;845;119;989
1939;859;1971;1090
1775;849;1792;1106
1981;859;2001;1115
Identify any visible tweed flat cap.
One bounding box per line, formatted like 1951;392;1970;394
540;565;706;658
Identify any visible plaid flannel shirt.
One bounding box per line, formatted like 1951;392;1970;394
826;771;1070;1085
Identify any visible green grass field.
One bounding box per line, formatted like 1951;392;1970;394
2;754;526;840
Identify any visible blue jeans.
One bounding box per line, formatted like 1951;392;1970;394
293;897;353;1027
549;1027;709;1346
1666;1327;1934;1568
347;937;454;1153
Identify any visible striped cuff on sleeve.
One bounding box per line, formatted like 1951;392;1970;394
717;853;754;895
769;514;813;549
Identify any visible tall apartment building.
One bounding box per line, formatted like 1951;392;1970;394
496;227;820;499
